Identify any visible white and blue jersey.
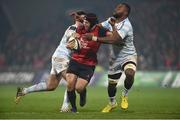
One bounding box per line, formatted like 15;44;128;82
50;24;77;75
101;18;137;74
52;25;77;59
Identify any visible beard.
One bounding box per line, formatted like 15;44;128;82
113;12;123;18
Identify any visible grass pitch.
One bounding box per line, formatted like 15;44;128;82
0;85;180;119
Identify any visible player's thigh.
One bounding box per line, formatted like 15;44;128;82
58;70;66;81
47;74;60;90
66;73;78;90
51;56;69;81
75;65;95;92
75;78;88;93
122;55;137;71
66;59;81;90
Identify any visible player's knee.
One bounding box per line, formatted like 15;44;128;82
75;85;84;93
67;80;75;91
47;84;57;91
66;74;76;91
125;68;135;80
67;82;75;91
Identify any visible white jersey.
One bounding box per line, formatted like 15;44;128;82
52;24;77;59
101;18;137;74
101;18;137;59
50;24;77;75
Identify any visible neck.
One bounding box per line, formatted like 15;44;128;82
115;16;127;23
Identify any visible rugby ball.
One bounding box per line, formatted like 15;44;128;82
67;36;81;50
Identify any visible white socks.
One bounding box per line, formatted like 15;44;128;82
62;89;69;105
122;87;129;97
109;96;116;105
23;82;47;94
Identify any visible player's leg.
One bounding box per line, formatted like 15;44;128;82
60;89;69;112
121;61;136;109
15;73;61;104
15;57;64;104
66;59;80;112
102;73;122;113
26;73;60;93
75;78;89;107
66;73;78;112
50;57;69;112
60;70;70;112
75;64;95;107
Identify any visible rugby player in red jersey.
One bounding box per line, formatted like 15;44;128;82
66;13;111;113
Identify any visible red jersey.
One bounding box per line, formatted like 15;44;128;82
71;26;108;66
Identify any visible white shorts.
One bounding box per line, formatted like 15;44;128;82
50;57;69;75
108;55;137;75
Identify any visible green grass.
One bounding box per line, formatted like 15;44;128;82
0;85;180;119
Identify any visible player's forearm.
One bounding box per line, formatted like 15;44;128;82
97;36;117;44
96;31;123;44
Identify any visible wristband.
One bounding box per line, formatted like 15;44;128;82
92;36;98;41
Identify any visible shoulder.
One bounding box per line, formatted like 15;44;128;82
124;18;133;30
117;18;132;31
68;25;77;31
101;18;111;28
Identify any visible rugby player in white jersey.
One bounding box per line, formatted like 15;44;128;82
15;11;86;112
83;3;137;112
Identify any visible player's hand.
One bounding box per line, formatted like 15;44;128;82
82;33;93;41
72;33;81;39
66;41;75;49
108;17;116;27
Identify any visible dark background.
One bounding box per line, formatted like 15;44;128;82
0;0;180;71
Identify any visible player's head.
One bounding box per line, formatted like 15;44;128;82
113;3;131;18
70;10;86;22
70;10;86;27
83;13;98;31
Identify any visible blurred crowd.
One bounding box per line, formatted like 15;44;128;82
0;0;179;71
132;1;180;70
0;26;58;70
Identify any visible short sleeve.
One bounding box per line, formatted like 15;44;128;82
117;22;131;39
101;19;111;30
65;26;76;38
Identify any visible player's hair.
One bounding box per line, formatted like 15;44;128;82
121;3;131;16
76;11;86;16
85;13;99;28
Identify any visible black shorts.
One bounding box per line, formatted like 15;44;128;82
67;59;95;82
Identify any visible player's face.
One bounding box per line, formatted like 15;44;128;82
113;4;127;18
83;20;91;31
75;15;85;27
79;15;86;22
75;15;86;27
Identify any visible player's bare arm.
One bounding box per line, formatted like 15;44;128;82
83;30;123;44
83;17;122;44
